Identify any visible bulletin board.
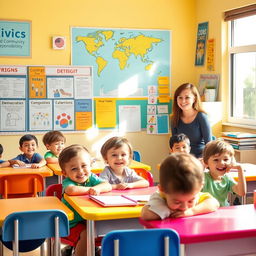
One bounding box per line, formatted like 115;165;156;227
0;65;93;133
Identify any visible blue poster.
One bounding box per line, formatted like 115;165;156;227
0;20;31;57
195;22;208;66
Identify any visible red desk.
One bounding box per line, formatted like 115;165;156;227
140;204;256;256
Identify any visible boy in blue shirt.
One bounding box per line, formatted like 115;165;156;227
0;144;11;167
9;134;46;168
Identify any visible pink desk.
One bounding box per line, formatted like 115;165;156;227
64;186;157;256
140;204;256;256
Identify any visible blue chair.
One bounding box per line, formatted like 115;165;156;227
0;210;69;256
133;151;141;162
101;229;180;256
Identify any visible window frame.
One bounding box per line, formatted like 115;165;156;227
227;17;256;126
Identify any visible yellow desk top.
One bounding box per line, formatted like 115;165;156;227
48;160;151;176
64;186;157;221
0;196;74;226
0;166;53;178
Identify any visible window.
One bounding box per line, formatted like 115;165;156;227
227;9;256;126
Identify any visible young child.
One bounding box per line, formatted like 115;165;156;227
0;144;11;167
42;130;66;164
141;153;219;220
9;134;46;168
60;144;112;256
100;136;150;190
201;139;246;207
169;133;191;154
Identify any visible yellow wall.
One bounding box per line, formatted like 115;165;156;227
0;0;255;181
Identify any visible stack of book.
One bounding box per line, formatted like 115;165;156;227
222;132;256;150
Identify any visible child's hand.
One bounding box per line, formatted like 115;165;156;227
226;162;243;173
115;183;129;190
14;160;26;167
170;208;194;218
31;163;40;168
88;187;101;195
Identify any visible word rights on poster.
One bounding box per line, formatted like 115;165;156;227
0;65;93;133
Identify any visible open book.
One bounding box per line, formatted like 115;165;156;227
89;194;151;207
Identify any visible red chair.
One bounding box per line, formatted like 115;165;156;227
46;184;102;249
0;173;44;199
134;169;154;186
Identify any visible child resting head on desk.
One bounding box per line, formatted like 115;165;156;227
99;136;150;190
8;134;46;168
201;139;246;207
169;133;191;154
59;144;112;256
141;153;219;220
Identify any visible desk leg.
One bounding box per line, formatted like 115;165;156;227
87;220;95;256
180;244;185;256
58;175;63;184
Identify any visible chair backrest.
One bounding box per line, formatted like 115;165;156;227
135;168;154;186
0;173;44;199
46;183;63;200
1;210;69;256
133;151;141;162
101;229;180;256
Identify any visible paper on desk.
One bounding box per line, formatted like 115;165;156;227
12;164;32;168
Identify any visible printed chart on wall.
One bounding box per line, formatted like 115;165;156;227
71;27;171;97
0;65;93;133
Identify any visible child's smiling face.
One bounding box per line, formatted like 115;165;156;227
46;140;65;156
62;150;92;184
19;140;38;159
205;152;233;179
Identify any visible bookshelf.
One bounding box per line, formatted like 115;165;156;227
234;149;256;164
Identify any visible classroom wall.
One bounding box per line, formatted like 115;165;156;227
1;0;254;181
195;0;256;136
0;0;198;181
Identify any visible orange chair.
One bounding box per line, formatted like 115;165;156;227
0;173;44;199
135;168;154;186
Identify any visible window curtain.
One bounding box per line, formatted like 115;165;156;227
224;4;256;21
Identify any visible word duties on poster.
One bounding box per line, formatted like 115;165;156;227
0;65;93;133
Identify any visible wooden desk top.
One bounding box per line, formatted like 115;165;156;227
48;160;151;176
64;186;157;221
0;196;74;226
140;204;256;244
0;166;53;178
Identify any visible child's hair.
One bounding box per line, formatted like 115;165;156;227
100;136;133;160
42;130;66;145
203;139;235;164
59;144;90;170
169;133;190;149
19;134;38;147
160;153;204;194
171;83;205;128
0;144;3;155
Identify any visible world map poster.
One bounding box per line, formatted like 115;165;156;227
71;27;171;97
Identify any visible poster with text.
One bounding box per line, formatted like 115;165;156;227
29;100;52;131
0;100;26;131
54;100;74;130
195;22;208;66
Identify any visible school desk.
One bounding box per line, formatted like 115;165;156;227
64;186;157;256
0;166;53;194
0;196;74;226
48;159;152;183
0;166;53;178
140;204;256;256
